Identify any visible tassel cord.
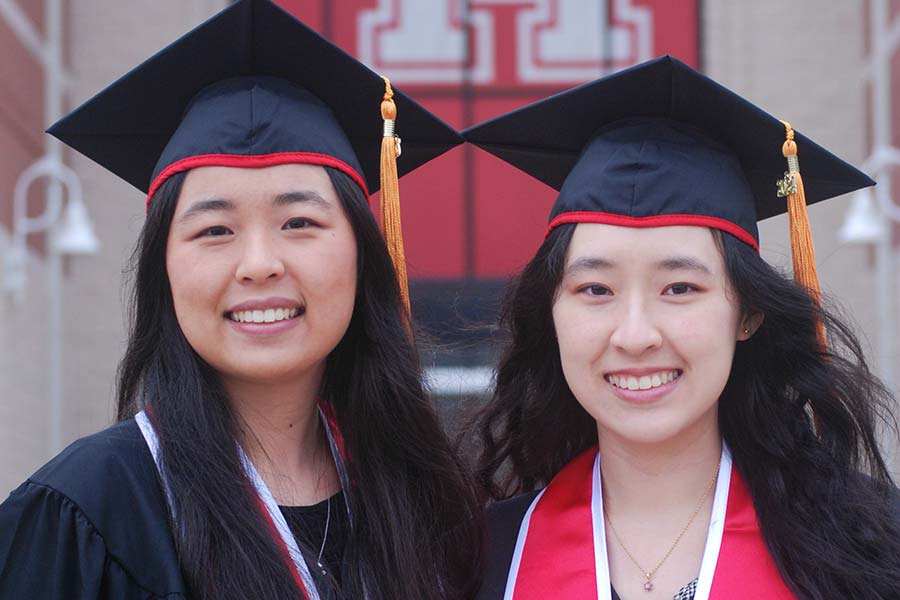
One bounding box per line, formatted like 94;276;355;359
379;77;412;323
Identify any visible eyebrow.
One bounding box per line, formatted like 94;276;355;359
178;198;234;222
273;190;333;210
177;190;333;223
563;257;615;277
655;256;713;274
563;255;713;277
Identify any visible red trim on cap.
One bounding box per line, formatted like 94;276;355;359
546;212;760;252
146;152;369;209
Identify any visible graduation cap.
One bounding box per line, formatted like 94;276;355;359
48;0;462;314
463;55;874;348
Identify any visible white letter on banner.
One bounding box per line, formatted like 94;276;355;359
516;0;653;83
358;0;495;84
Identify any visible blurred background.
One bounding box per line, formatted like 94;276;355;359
2;0;899;496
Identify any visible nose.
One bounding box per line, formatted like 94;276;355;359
609;297;663;355
234;232;285;283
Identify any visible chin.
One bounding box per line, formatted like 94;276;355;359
216;354;325;385
599;423;681;446
598;409;720;448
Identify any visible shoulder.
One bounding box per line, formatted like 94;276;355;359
889;483;900;521
1;419;186;597
846;471;900;524
25;419;167;531
28;419;153;497
485;491;540;539
476;491;540;600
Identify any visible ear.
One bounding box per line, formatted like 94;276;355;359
737;312;765;341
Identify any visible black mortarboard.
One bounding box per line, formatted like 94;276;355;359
47;0;461;203
462;55;874;252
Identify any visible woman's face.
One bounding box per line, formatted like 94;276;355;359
552;224;752;447
165;164;358;389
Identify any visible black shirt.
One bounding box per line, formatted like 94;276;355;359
280;490;348;592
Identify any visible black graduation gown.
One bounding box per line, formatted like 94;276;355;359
0;419;185;599
0;419;347;599
475;492;535;600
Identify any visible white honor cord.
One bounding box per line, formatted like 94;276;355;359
591;452;613;600
318;405;353;519
503;452;612;600
503;487;545;600
135;410;177;520
692;444;732;600
136;409;331;600
238;445;321;600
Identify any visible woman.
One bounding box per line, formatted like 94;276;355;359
465;56;900;599
0;1;480;599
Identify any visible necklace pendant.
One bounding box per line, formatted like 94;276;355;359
643;579;654;592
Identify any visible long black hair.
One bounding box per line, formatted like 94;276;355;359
117;167;482;600
475;224;900;599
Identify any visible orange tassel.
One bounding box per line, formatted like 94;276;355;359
379;76;411;321
777;121;826;349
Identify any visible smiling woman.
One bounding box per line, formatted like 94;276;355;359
0;2;481;600
552;225;748;451
465;57;900;600
167;165;359;393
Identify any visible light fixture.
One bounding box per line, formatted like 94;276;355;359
54;196;99;255
838;187;887;244
4;156;97;303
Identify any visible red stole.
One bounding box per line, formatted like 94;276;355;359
506;446;793;599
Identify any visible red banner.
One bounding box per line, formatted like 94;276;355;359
277;0;698;279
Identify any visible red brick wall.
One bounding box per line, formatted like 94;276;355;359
0;0;48;249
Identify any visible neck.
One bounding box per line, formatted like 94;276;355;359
224;367;339;505
599;414;722;517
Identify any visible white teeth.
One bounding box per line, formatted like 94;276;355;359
228;307;301;324
607;370;680;390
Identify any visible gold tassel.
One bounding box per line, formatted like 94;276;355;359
777;121;826;349
379;76;411;321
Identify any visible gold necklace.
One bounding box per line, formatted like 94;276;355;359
603;465;719;592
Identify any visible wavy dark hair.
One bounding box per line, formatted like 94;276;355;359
475;223;900;599
117;167;482;600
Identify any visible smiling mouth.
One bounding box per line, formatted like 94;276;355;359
606;370;682;391
226;307;305;324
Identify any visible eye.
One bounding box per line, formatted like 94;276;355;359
283;217;314;230
663;282;699;296
197;225;232;237
579;284;612;297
